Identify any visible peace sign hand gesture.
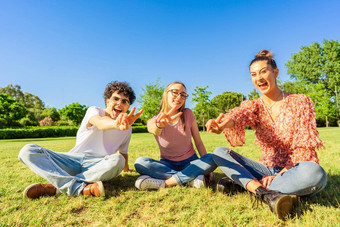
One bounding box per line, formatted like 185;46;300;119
155;105;183;128
126;107;144;126
114;107;144;131
205;113;230;134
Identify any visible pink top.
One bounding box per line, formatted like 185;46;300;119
223;94;323;168
151;108;196;161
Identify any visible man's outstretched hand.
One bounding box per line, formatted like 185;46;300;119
114;107;144;130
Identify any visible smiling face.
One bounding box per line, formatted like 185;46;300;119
250;61;279;96
165;83;187;112
105;91;130;119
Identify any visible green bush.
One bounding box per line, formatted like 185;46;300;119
132;126;148;133
132;122;145;126
0;125;148;139
0;126;78;139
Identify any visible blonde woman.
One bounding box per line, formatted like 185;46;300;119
135;82;216;190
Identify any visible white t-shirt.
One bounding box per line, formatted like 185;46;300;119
68;106;132;157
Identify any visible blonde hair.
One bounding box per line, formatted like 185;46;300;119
159;81;187;131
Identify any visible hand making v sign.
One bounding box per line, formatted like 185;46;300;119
155;105;183;128
205;113;232;134
114;107;144;131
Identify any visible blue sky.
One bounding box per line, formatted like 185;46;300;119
1;0;339;110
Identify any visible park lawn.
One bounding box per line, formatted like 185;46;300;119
0;128;339;226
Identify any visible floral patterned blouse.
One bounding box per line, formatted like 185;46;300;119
223;94;323;168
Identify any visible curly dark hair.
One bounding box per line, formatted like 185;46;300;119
104;81;136;105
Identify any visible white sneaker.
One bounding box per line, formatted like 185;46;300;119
135;175;166;190
187;175;206;188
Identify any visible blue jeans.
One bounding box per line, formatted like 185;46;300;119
134;153;217;185
18;144;125;195
213;147;327;196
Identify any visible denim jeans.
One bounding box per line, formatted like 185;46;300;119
134;153;217;185
213;146;327;196
18;144;125;195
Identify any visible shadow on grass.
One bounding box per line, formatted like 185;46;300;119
297;173;339;206
103;174;140;197
291;174;339;218
103;172;247;198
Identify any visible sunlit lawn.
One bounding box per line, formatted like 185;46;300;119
0;128;339;226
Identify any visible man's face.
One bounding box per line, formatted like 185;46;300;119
105;91;130;119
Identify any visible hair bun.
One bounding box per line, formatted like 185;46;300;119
256;50;274;58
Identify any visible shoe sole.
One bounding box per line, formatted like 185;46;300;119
274;195;293;220
23;183;40;199
135;175;150;190
290;195;299;206
97;181;105;197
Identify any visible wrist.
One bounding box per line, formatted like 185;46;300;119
155;122;163;129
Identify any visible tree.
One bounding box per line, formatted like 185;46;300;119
0;84;25;103
137;78;164;123
59;103;88;125
0;84;45;125
286;40;340;126
307;83;337;127
24;92;45;123
281;80;308;94
212;91;245;117
0;93;26;127
248;89;260;100
192;85;213;130
41;107;60;122
281;80;337;126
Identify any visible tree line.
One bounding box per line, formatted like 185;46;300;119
0;84;87;127
1;40;339;128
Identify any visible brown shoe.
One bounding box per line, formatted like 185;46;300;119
82;181;105;197
255;186;295;220
23;183;57;199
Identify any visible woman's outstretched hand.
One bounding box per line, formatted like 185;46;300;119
155;105;183;128
260;175;276;188
206;113;229;134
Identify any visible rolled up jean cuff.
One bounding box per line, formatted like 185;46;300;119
172;173;183;185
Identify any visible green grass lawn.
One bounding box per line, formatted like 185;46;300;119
0;128;339;226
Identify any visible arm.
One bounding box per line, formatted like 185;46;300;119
289;95;323;165
147;106;183;136
119;152;133;172
147;118;163;136
87;115;120;130
88;107;143;131
192;117;214;182
191;119;207;157
206;113;235;134
207;100;258;148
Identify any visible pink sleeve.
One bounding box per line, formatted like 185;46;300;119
223;99;258;147
290;95;323;165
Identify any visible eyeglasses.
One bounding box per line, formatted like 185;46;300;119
110;96;130;105
168;89;189;100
